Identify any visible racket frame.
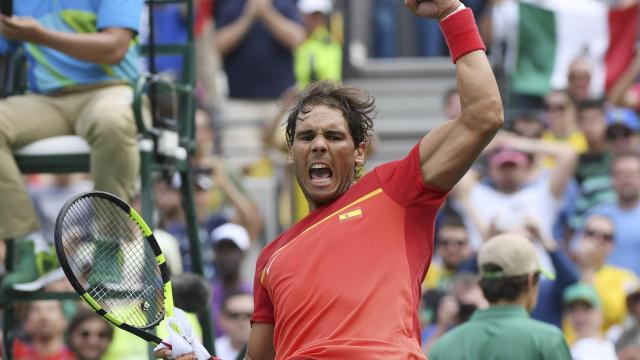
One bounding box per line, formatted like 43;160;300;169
54;191;174;345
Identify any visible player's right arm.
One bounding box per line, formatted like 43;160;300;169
245;323;275;360
405;0;504;191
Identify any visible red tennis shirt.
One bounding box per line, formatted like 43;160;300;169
252;143;448;359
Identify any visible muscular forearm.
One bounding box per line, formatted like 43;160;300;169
456;52;503;135
34;27;132;65
215;14;254;56
416;6;503;189
260;5;306;49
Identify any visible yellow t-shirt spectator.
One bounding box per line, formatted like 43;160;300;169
541;131;588;168
422;263;455;292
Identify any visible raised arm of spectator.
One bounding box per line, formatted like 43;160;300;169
214;0;260;56
500;135;577;199
0;15;133;65
405;0;504;190
257;0;306;50
526;218;579;291
262;87;299;151
207;157;263;242
608;51;640;109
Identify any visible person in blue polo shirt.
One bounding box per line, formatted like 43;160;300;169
0;0;144;292
429;233;571;360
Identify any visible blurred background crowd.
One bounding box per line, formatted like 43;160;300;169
3;0;640;359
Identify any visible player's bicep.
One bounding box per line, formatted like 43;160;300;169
245;323;275;360
419;119;497;190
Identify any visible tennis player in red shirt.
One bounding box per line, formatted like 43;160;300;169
246;0;503;358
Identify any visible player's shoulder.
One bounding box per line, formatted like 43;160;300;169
256;232;289;268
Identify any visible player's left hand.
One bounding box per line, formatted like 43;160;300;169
0;14;45;43
404;0;462;20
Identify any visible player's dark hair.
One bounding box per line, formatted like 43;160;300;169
438;211;466;230
285;81;376;149
479;264;540;303
172;273;211;313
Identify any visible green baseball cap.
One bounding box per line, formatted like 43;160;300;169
563;283;601;308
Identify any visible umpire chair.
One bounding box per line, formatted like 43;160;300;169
1;0;215;358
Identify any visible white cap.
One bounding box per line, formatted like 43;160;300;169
298;0;333;14
211;223;250;252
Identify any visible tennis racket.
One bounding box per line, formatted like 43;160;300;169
54;190;174;345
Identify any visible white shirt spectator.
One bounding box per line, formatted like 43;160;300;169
571;338;618;360
215;335;240;360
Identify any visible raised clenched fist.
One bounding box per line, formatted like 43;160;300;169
404;0;462;21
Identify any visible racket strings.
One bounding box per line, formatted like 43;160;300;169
60;196;164;329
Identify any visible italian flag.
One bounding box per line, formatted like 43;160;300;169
511;0;638;97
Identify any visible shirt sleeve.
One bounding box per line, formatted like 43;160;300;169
428;342;444;360
548;250;579;302
543;330;573;360
97;0;144;33
374;142;448;208
251;256;275;325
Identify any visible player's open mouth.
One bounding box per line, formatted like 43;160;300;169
309;163;332;185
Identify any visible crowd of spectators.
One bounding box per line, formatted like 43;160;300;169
3;0;640;359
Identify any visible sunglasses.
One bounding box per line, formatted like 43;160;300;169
606;127;633;141
79;330;111;340
584;228;614;242
224;311;253;320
